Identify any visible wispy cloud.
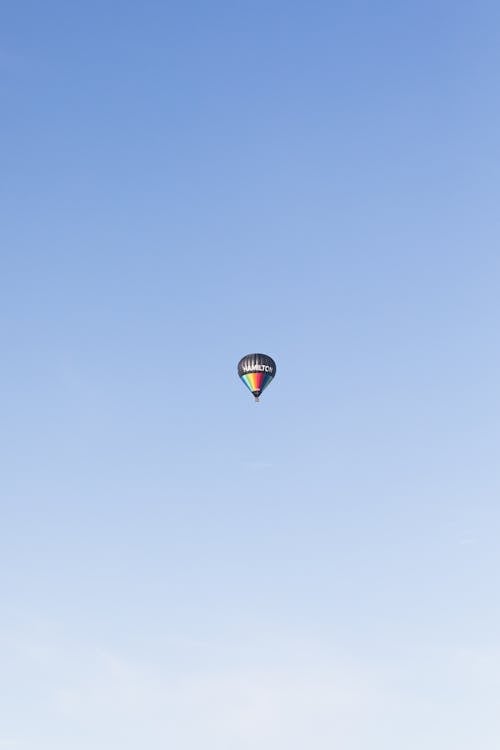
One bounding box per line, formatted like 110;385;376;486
4;627;500;749
1;629;391;750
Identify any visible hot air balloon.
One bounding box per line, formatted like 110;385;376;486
237;353;276;402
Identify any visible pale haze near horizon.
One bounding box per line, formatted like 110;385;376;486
1;1;500;748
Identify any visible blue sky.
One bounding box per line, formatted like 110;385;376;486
1;1;500;747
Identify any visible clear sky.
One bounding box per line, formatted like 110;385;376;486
2;1;500;747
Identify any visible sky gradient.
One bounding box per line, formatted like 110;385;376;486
2;1;500;747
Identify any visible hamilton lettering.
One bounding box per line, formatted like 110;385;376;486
241;363;274;373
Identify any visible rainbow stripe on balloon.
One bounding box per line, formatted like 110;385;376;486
240;371;274;396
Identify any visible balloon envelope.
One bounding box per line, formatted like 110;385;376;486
237;353;276;400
